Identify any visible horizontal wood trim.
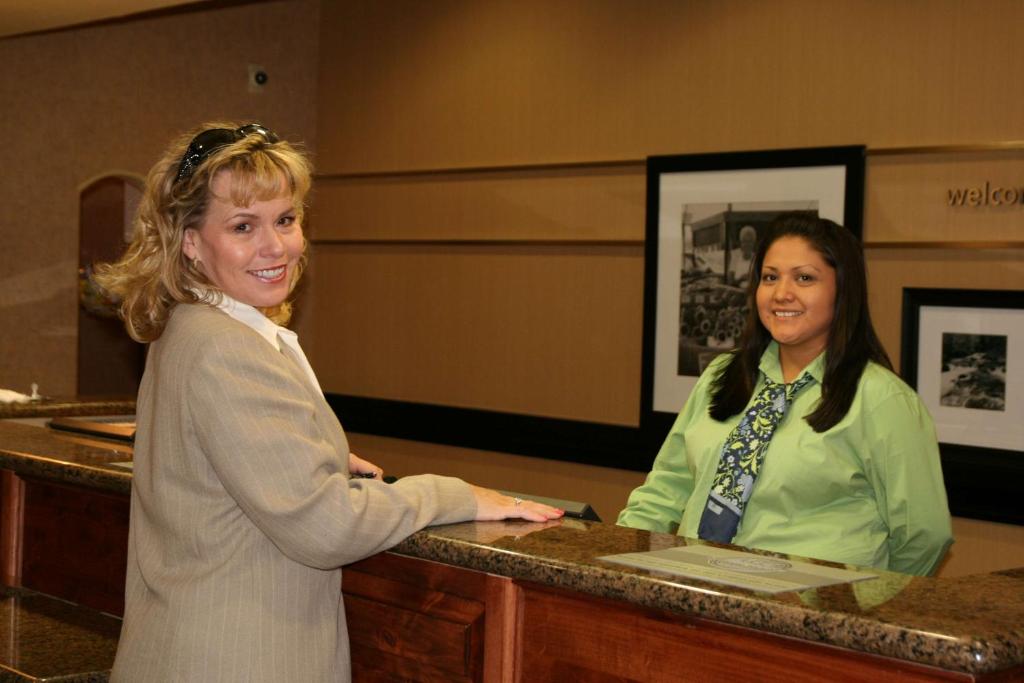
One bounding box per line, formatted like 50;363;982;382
311;142;1024;181
309;238;644;247
869;142;1024;156
309;147;1024;246
864;241;1024;250
314;158;643;181
310;145;1024;246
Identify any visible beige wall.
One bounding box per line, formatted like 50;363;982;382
315;0;1024;172
310;0;1024;577
0;0;320;397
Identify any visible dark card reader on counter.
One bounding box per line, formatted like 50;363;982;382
499;490;601;522
47;415;136;442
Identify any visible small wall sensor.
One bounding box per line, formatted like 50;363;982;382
248;64;268;93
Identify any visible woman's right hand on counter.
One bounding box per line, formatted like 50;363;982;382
470;486;564;522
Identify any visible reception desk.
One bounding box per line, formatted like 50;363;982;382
1;417;1022;682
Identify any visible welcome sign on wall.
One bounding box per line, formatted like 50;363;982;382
866;146;1024;245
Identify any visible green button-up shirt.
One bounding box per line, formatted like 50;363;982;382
618;343;953;576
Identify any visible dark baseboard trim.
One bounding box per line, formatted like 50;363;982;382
939;445;1024;526
325;394;662;472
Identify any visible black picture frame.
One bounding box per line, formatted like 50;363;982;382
900;287;1024;525
640;146;866;441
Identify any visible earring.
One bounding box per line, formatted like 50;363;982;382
191;256;200;270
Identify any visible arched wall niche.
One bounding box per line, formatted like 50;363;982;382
77;172;145;397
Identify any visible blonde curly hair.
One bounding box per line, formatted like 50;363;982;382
94;122;312;342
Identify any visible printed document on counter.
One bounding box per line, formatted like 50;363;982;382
599;544;877;594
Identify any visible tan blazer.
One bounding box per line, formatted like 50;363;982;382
111;304;476;682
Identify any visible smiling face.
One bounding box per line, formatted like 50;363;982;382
756;235;836;366
182;170;303;310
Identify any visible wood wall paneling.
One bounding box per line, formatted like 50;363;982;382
866;151;1024;244
308;157;1024;426
308;243;644;425
317;0;1024;173
306;162;649;426
948;517;1024;577
1;0;320;396
867;248;1024;373
311;165;645;243
346;432;648;525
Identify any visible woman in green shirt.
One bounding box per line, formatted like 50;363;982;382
618;213;953;576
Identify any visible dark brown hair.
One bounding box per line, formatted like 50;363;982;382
708;212;891;432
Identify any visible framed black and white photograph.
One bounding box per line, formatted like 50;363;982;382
640;146;865;438
901;288;1024;524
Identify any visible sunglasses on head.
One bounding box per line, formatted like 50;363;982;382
174;123;280;185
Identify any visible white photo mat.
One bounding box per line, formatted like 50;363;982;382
915;305;1023;452
652;165;848;414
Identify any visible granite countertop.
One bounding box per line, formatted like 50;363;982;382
0;397;135;420
0;421;131;495
2;420;1023;677
0;585;120;682
394;520;1024;676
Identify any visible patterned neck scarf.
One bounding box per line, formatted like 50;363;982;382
697;372;815;543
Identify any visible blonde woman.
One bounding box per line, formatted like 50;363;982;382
97;123;561;682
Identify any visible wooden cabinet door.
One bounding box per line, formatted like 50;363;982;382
343;553;516;683
20;477;129;616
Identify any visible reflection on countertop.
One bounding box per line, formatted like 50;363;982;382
0;585;120;682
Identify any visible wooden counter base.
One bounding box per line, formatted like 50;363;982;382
343;553;1018;682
